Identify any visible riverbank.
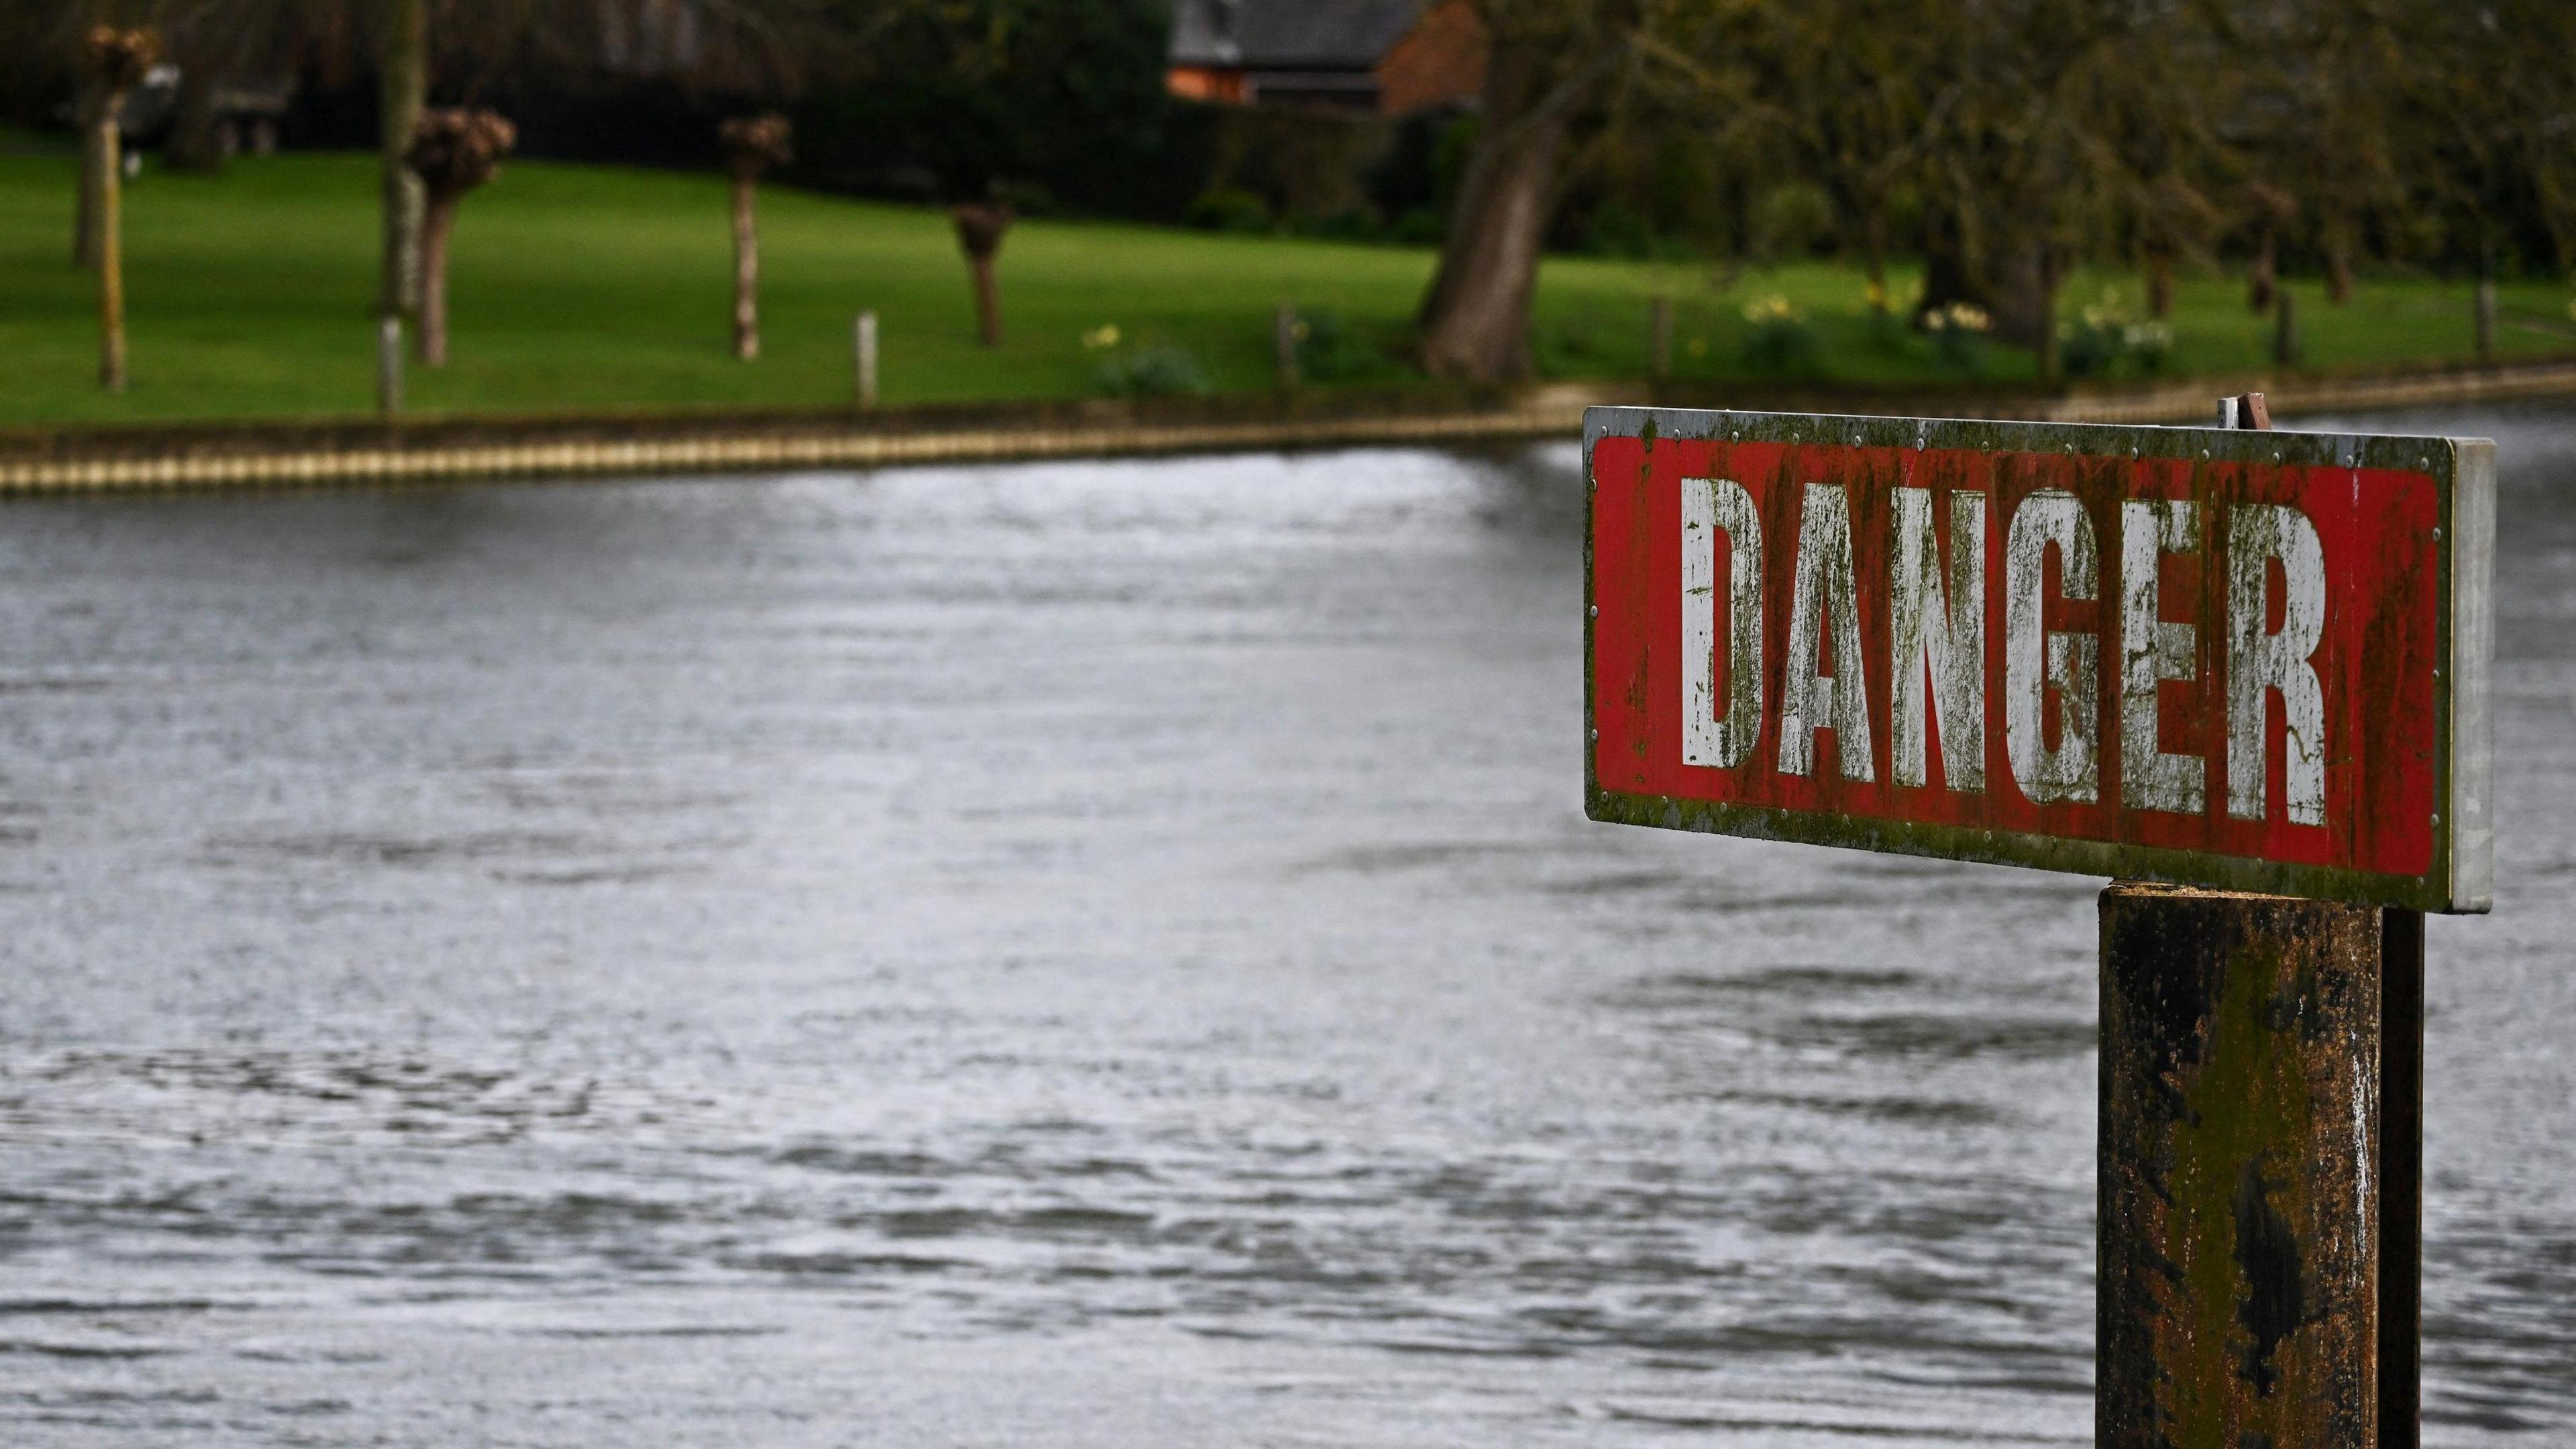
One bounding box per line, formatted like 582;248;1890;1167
9;141;2576;432
7;358;2575;494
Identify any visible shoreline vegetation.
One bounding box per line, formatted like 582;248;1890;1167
7;136;2576;435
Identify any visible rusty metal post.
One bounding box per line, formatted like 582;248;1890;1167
2098;393;2424;1449
2377;909;2424;1449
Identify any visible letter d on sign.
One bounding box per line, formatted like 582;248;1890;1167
1682;478;1764;768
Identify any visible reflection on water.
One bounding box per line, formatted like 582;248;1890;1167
0;411;2569;1446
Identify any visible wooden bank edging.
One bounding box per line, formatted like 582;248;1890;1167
0;404;1591;495
5;360;2573;495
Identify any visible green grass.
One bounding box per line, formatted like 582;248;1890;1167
5;129;2575;429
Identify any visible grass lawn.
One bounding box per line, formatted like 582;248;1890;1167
5;127;2575;429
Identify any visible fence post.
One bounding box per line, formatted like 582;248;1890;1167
2096;392;2422;1449
854;310;878;410
1649;295;1672;383
1274;301;1299;390
378;316;404;418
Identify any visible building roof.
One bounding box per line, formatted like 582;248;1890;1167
1169;0;1430;72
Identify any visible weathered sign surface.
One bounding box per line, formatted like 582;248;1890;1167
1585;409;2493;912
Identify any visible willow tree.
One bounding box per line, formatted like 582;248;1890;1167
1709;0;1953;313
1894;0;2224;380
405;107;516;367
2385;0;2576;356
719;113;794;360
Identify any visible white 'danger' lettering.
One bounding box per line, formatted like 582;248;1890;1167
1674;481;2333;826
1780;482;1874;780
2004;490;2101;804
1890;486;1986;791
1681;478;1763;768
2119;499;2205;814
2227;504;2329;826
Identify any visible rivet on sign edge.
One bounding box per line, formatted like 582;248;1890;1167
1590;729;1599;741
2433;526;2443;539
1588;605;1599;616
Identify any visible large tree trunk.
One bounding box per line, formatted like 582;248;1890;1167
1416;37;1582;384
417;195;456;367
732;174;760;360
379;0;428;322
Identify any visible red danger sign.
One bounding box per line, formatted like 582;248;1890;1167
1585;410;2493;912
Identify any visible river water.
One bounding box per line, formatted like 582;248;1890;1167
0;408;2568;1446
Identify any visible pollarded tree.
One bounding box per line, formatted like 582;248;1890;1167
719;113;794;360
83;23;158;392
950;201;1012;347
141;0;851;386
404;107;516;368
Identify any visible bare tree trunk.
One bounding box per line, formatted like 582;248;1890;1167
951;203;1011;347
967;255;1001;346
1915;204;1983;319
167;50;229;172
379;0;428;322
2247;227;2276;313
2473;240;2497;363
1416;38;1584;383
96;100;127;390
2323;215;2355;305
2145;249;2174;319
2034;248;2062;386
417;195;456;367
1864;207;1889;312
732;173;760;360
74;80;107;268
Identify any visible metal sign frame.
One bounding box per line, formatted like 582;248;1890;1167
1582;407;2495;914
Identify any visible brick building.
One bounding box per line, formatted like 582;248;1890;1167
1166;0;1488;117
